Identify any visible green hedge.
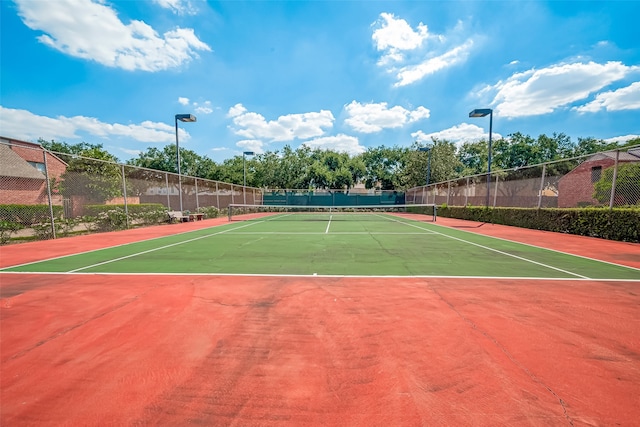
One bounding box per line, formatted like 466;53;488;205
0;204;64;225
84;203;165;216
431;206;640;243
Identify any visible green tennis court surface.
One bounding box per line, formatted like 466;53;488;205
2;213;638;279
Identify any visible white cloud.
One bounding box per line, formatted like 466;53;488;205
0;106;184;144
227;104;247;118
227;104;334;142
604;134;640;144
372;12;473;86
117;147;143;157
412;123;502;146
194;101;213;115
573;81;640;113
491;61;639;118
344;101;430;133
236;140;264;154
302;134;366;156
179;98;213;115
15;0;210;72
152;0;197;15
394;39;473;87
372;13;429;65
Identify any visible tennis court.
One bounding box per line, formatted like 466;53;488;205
2;208;638;279
1;210;639;425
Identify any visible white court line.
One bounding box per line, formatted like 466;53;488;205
3;271;638;282
377;214;591;279
325;215;333;234
226;231;436;235
435;222;640;273
0;221;249;271
68;220;267;273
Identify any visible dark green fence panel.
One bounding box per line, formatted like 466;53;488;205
262;191;405;206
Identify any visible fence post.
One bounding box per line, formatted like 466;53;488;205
195;178;200;210
215;182;220;208
609;149;620;210
43;150;56;239
165;173;171;209
465;177;469;206
121;164;129;229
537;163;547;209
493;175;499;207
447;181;451;205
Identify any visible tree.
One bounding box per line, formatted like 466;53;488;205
252;151;281;188
457;139;487;176
360;146;408;190
306;150;357;189
594;162;640;205
55;144;124;203
128;145;219;179
402;139;461;189
39;139;117;163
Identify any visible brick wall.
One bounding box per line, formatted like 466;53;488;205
558;158;615;208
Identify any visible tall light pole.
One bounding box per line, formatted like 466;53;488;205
469;108;493;207
243;151;254;187
243;151;254;205
175;113;197;212
418;146;432;186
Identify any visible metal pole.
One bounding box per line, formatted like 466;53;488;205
427;149;432;186
609;150;620;209
175;117;183;212
487;111;493;208
243;153;246;187
215;181;220;208
165;172;170;209
465;176;469;206
195;178;200;210
537;164;547;209
43;150;56;239
121;164;129;229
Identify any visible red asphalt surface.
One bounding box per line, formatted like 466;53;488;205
1;217;639;426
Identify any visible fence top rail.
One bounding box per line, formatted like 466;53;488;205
0;139;261;191
408;143;640;191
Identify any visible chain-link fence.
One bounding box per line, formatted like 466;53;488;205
407;145;640;209
2;139;639;243
0;140;262;243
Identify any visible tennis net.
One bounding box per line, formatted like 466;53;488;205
227;203;437;222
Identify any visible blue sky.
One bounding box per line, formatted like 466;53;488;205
1;0;639;163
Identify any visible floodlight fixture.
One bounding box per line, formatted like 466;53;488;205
176;114;197;122
469;108;492;118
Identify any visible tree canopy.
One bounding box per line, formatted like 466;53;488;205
41;135;640;191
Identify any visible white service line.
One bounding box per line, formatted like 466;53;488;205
68;220;267;273
325;215;333;234
378;214;591;279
